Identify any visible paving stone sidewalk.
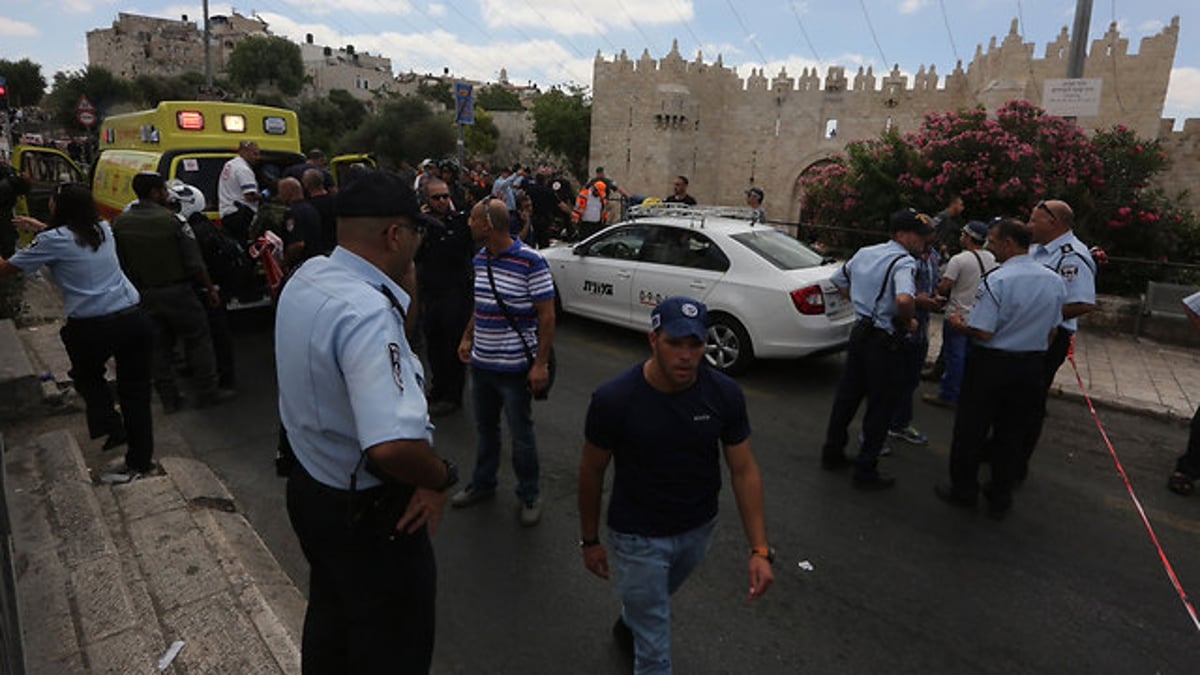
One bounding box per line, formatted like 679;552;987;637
927;320;1200;422
3;274;303;673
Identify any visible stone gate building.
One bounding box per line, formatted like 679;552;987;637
588;18;1185;221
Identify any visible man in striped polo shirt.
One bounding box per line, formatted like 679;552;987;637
453;198;557;525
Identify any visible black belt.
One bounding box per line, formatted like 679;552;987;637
69;305;141;322
973;345;1046;359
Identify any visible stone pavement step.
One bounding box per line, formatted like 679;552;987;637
6;430;302;674
0;319;41;421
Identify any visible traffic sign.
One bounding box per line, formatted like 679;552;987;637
76;95;97;128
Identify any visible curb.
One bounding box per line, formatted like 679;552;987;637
8;431;303;673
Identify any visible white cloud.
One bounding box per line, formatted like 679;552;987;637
0;16;39;37
899;0;929;14
256;12;592;88
273;0;414;17
479;0;694;36
1165;67;1200;127
428;3;447;18
1138;19;1165;34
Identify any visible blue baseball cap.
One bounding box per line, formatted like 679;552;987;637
962;220;989;242
651;297;708;341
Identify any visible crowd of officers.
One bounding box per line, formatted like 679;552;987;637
821;199;1096;518
0;140;1114;673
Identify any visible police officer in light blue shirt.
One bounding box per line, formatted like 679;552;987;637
937;218;1066;518
821;208;930;490
275;170;458;673
2;184;154;483
1025;199;1096;469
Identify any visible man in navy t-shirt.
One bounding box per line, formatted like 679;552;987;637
578;297;775;673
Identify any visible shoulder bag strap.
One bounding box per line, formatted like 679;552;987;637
484;254;536;366
969;249;986;277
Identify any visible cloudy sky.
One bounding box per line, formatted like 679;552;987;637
2;1;1197;123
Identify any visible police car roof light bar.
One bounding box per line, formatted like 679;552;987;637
628;202;760;226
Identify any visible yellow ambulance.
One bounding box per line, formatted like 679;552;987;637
91;101;307;221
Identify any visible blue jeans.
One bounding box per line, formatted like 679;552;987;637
469;366;540;503
939;319;969;401
610;518;717;675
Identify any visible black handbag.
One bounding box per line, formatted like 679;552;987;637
484;254;556;400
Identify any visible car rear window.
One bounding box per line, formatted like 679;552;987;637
729;229;825;270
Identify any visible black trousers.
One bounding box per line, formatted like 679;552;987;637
821;322;910;477
141;283;218;405
1022;328;1073;466
420;292;471;406
948;347;1044;505
286;464;436;675
205;298;236;389
60;308;155;471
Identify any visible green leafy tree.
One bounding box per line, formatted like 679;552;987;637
531;86;591;180
475;84;523;112
417;81;453;108
226;36;305;97
340;97;455;169
132;72;206;106
0;58;47;107
328;89;367;130
45;66;137;129
297;89;369;153
465;107;500;156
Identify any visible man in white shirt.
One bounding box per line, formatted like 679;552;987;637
924;220;997;407
218;141;261;243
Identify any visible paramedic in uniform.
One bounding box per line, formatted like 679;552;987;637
935;217;1066;517
218;141;261;243
1024;199;1096;474
275;170;458;673
820;208;930;489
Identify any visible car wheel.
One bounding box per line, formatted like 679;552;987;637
705;313;753;375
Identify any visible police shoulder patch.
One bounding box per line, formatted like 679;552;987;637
388;343;404;390
1061;264;1079;282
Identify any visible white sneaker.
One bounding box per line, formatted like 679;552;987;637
99;462;162;485
519;499;542;527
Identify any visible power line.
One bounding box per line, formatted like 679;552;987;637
938;0;960;62
858;0;890;67
789;1;822;65
518;0;587;59
724;0;769;66
613;0;660;56
671;3;706;55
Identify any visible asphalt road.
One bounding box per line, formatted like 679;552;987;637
167;308;1200;674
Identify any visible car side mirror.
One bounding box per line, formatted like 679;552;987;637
572;244;588;256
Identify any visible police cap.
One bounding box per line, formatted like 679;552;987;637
336;170;421;220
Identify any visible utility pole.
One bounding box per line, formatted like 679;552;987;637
1066;0;1093;78
203;0;213;88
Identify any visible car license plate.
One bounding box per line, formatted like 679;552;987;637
821;281;853;321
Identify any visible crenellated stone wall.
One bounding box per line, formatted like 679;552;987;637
589;17;1185;222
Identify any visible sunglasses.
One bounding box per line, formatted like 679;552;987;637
429;193;451;201
1035;200;1058;223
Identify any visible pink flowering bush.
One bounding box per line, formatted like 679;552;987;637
800;100;1200;293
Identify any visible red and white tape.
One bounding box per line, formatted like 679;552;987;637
1067;338;1200;632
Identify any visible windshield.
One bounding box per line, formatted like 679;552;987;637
729;229;826;270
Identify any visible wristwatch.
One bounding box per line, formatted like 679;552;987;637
750;545;776;564
436;459;459;492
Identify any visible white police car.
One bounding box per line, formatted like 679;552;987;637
542;203;854;374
